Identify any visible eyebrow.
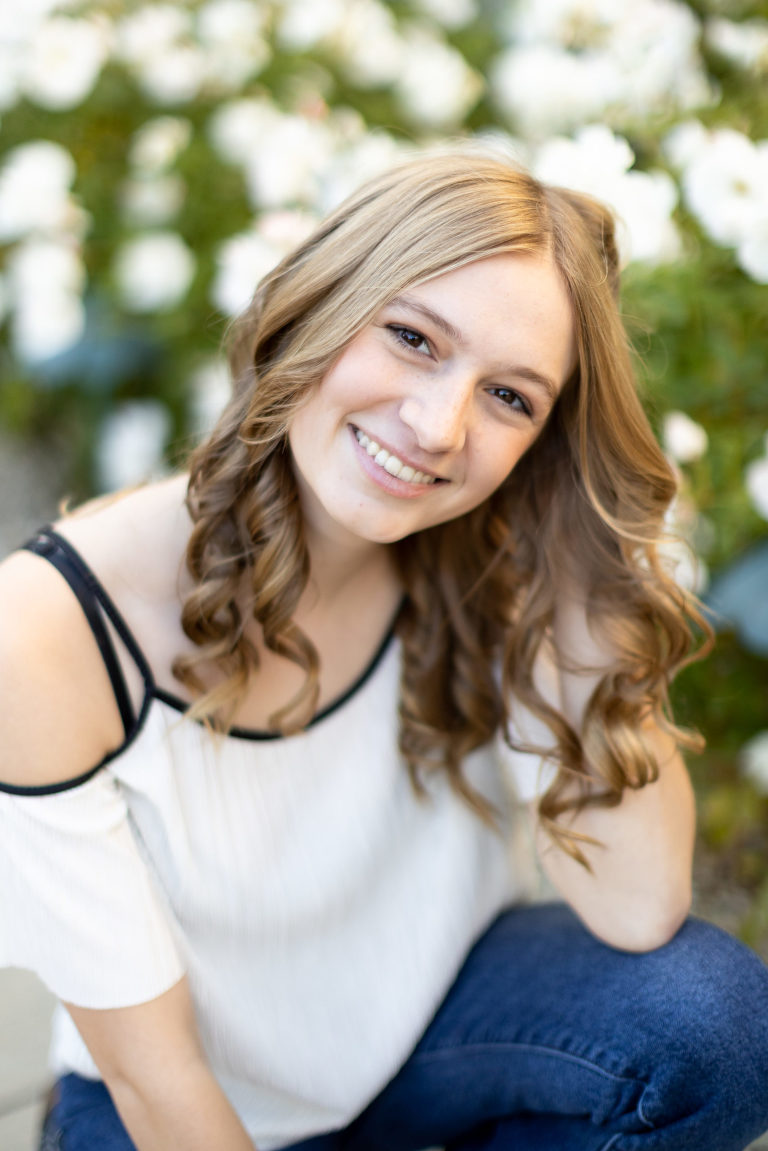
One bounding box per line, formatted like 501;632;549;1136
387;293;560;404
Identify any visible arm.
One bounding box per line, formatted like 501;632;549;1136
0;551;256;1148
534;593;695;953
66;981;256;1151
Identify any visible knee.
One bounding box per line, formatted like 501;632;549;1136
637;918;768;1127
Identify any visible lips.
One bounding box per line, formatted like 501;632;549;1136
353;427;442;485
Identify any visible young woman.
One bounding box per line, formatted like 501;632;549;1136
1;151;768;1151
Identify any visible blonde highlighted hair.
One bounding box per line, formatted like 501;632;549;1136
175;149;709;858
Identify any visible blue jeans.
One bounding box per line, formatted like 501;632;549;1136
41;905;768;1151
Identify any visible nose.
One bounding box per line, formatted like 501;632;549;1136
398;370;474;455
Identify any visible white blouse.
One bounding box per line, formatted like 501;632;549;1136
0;533;554;1150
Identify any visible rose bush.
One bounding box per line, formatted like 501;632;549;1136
0;0;766;947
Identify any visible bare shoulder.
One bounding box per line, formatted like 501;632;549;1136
58;473;192;602
0;475;191;789
0;542;121;787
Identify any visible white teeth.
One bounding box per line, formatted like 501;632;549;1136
354;429;436;485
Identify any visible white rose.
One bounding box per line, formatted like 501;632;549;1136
11;292;86;365
115;5;192;64
663;119;709;171
492;45;621;137
682;130;768;248
119;175;186;227
276;0;347;51
8;237;87;363
740;731;768;795
395;29;483;128
737;220;768;285
211;231;283;316
533;127;680;266
114;231;196;312
318;131;402;213
336;0;404;88
706;17;768;73
497;0;616;49
22;15;110;111
243;116;333;208
534;124;635;189
197;0;270;90
96;400;172;492
663;411;709;465
136;44;207;105
609;0;712;117
188;356;232;436
130;117;193;174
610;169;681;266
0;140;77;242
207;99;279;166
745;455;768;521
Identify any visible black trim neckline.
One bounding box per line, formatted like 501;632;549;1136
152;614;399;741
6;527;403;797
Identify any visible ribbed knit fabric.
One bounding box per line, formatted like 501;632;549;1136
1;623;555;1149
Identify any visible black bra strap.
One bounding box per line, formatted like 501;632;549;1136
23;529;153;740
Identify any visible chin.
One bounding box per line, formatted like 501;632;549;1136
333;509;420;546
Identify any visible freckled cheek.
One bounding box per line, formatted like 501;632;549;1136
329;354;392;413
478;434;528;487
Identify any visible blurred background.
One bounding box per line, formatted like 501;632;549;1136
0;0;767;1145
0;0;767;957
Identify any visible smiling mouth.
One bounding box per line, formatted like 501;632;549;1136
353;428;441;485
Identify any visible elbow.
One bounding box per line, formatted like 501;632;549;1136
592;890;692;954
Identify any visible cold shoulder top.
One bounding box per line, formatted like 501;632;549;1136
0;528;555;1150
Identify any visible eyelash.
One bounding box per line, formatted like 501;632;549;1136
387;324;430;355
385;324;534;418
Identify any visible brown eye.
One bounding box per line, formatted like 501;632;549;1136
387;325;430;354
490;387;532;417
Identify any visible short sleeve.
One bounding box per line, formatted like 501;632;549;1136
0;772;185;1008
496;640;561;804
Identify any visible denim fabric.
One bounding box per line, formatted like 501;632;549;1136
41;905;768;1151
40;1075;134;1150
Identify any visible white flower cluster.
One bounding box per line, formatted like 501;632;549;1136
276;0;482;128
491;0;714;138
530;125;680;266
212;209;317;316
0;0;764;350
120;116;192;228
0;3;110;113
114;231;196;313
207;97;405;313
665;122;768;284
0;141;88;363
114;1;270;104
113;117;196;311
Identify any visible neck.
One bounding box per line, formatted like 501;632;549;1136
299;522;400;615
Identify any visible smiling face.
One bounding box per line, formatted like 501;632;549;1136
287;251;576;552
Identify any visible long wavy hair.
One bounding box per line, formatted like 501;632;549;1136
175;149;710;859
